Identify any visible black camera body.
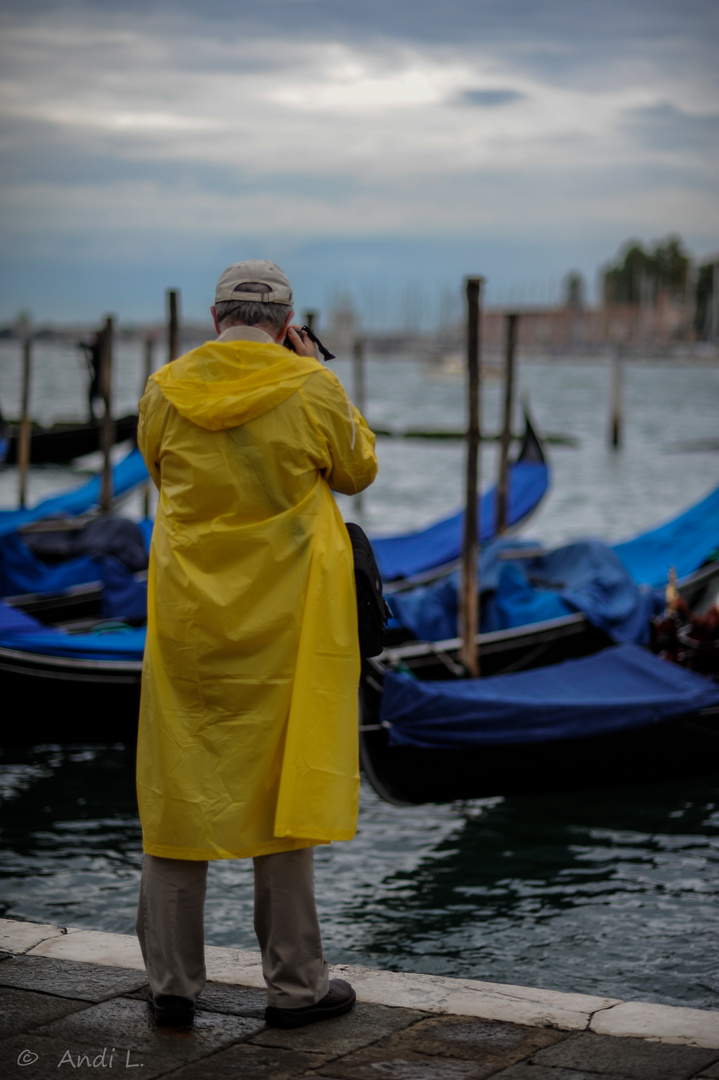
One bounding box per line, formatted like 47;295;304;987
283;325;335;362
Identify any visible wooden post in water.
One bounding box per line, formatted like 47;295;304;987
143;335;154;390
496;313;518;535
142;335;155;518
99;316;114;513
167;289;180;362
352;336;366;514
711;262;719;342
609;347;623;449
17;335;33;509
303;310;317;333
459;276;484;678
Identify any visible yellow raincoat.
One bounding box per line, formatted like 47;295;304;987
136;330;377;860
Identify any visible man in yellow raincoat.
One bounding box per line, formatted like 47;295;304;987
135;260;377;1029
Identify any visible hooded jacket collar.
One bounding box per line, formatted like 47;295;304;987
151;330;320;432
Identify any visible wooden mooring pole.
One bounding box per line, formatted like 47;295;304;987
352;336;366;515
609;347;623;449
459;276;484;678
17;335;33;509
496;313;518;535
99;316;114;513
142;335;155;519
167;289;180;363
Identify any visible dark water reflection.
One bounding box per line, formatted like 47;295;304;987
338;780;719;1010
1;745;718;1010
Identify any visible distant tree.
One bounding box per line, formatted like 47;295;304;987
694;261;716;339
653;237;692;302
563;271;585;309
602;236;691;306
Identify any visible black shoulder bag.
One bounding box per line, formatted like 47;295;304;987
345;522;392;658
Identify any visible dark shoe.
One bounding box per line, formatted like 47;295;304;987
264;978;356;1029
147;991;195;1028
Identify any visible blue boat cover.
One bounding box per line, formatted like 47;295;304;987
381;643;719;749
0;514;153;599
371;459;549;582
0;599;146;660
0;532;101;597
613;482;719;587
0;447;149;538
101;557;148;621
389;538;664;645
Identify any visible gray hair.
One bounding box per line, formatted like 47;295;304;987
214;282;290;336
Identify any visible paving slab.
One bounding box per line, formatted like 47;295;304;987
490;1066;629;1080
196;980;268;1020
124;978;268;1019
530;1030;719;1080
1;915;716;1058
0;987;90;1041
316;1053;502;1080
159;1043;331;1079
329;961;619;1031
0;996;264;1080
310;1015;567;1080
0;920;65;955
591;1001;719;1050
371;1014;567;1059
0;953;147;1002
204;943;266;987
251;1000;425;1056
22;925;146;970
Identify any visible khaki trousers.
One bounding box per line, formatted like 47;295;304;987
136;848;330;1009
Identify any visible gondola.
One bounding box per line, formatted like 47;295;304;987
0;602;144;745
0;412;545;608
359;558;719;805
0;445;149;539
2;550;717;752
0;447;150;604
372;409;549;590
0;413;138;465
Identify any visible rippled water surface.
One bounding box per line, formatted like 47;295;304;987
1;342;718;1008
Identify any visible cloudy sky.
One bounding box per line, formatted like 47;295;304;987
1;0;717;326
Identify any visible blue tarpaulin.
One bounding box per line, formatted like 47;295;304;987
387;477;719;644
0;533;102;598
0;447;148;538
100;557;148;620
371;459;549;582
381;643;719;749
0;599;146;660
613;483;719;587
0;512;152;599
389;538;664;644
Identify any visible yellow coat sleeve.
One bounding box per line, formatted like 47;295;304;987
301;370;378;496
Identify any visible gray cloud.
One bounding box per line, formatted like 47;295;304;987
0;0;717;321
456;89;525;107
622;102;719;158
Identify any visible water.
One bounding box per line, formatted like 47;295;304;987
1;340;718;1009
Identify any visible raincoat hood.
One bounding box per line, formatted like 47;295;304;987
152;340;321;431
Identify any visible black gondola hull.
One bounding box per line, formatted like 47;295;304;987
3;414;138;465
0;646;141;745
360;562;719;805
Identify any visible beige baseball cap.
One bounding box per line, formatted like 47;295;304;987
214;260;293;305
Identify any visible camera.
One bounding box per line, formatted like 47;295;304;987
283;325;335;362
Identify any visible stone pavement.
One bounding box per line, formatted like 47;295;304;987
1;919;718;1080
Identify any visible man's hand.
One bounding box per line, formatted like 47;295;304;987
286;325;319;359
